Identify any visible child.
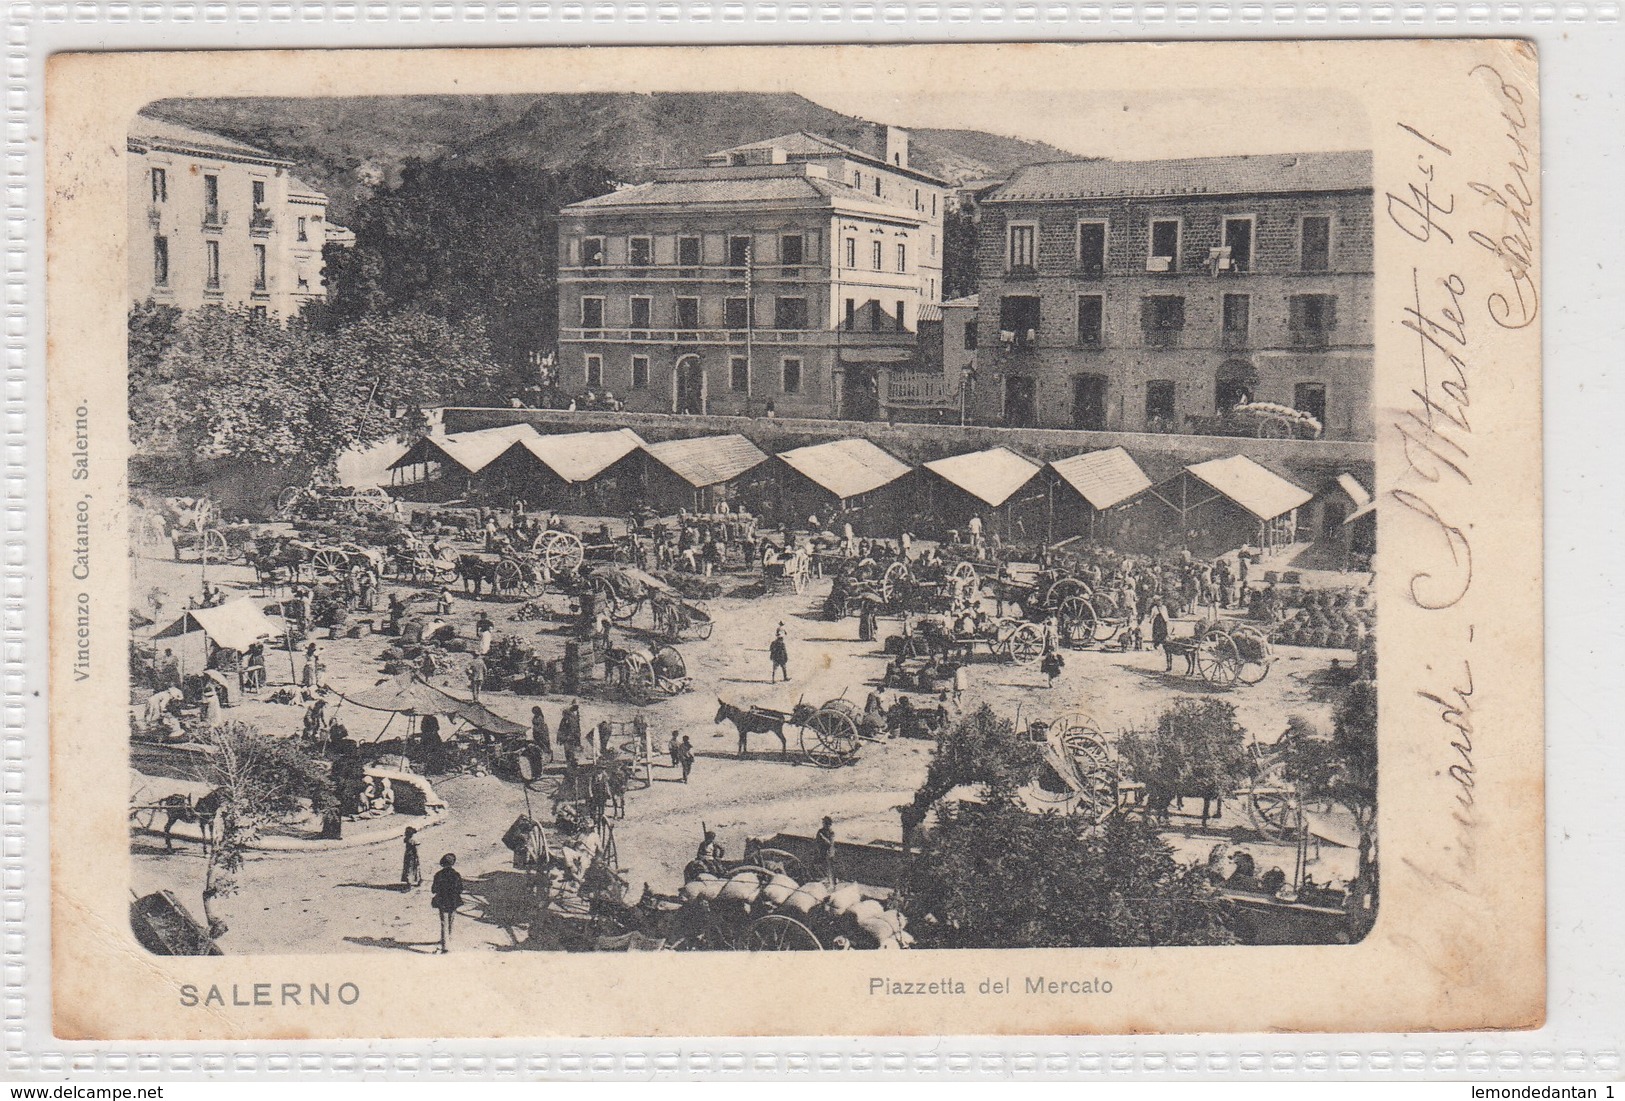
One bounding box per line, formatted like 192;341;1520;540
401;826;422;887
676;735;695;783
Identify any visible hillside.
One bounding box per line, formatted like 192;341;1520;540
142;92;1081;219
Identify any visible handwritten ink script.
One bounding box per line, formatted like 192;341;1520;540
1383;59;1537;875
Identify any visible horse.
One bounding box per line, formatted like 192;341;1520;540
456;554;499;596
1139;781;1223;829
713;699;789;758
155;787;225;851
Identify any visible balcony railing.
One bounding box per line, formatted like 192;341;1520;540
249;209;275;235
146;206;163;229
884;374;957;408
560;327;912;347
202;209;228;231
560;262;826;281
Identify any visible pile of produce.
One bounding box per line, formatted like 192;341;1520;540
679;872;912;950
1254;586;1374;649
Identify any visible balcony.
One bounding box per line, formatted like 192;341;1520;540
249;208;275;236
884;373;957;409
560;262;825;283
202;209;228;232
997;330;1039;353
146;206;163;230
560;327;906;347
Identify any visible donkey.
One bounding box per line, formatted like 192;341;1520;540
714;699;790;759
156;787;225;852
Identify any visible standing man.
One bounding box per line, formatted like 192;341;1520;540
675;735;696;784
558;701;583;767
769;623;791;683
815;816;838;884
431;853;464;953
467;654;486;702
529;705;553;760
400;826;422;888
967;514;984;556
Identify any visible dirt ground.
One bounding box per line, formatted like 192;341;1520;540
130;530;1366;955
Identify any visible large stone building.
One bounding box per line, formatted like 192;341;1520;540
127;112;344;318
969;151;1373;441
556;128;947;419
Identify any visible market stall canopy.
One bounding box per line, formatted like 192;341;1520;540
776;438;913;501
644;434;768;488
389;423;540;476
152;598;281;652
493;428;646;485
922;446;1043;508
1338;473;1377;524
1184;456;1312;521
337;674;526;737
1048;448;1153;511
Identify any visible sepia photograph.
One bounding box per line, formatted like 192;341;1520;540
121;80;1379;959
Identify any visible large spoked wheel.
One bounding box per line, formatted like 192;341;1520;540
800;709;860;769
275;486;304;515
743;847;807;882
1045;577;1088;610
1054;718;1110;769
311;548;347;576
693;605;714;640
1195;631;1242;687
881;561;909;604
1229;624;1274;685
494;558;536;597
951;561;979;592
201;527;231;563
1245;764;1303;842
1056;595;1096;644
1007;622;1044;664
1256;414;1295;440
543;532;585;574
1089;595;1122;643
744;913;824;951
618;656;656;702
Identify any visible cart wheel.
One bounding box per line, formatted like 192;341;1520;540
1056;720;1110;769
881;561;909;603
800;711;859;769
695;607;714;640
201;527;230;563
494;558;524;596
547;533;585;574
1089;594;1122;643
1008;623;1044;664
1246;785;1303;841
276;486;304;514
434;562;460;584
744;913;824;951
311;548;346;575
1229;624;1274;685
1045;577;1088;608
1195;633;1242;687
1056;595;1096;643
951;561;979;590
744;847;807;882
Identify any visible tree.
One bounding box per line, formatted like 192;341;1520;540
194;722;335;936
1116;698;1253;826
940;204;981;301
1330;679;1378;836
900;704;1040;845
901;802;1236;949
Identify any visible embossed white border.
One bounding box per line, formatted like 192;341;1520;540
7;8;1623;1079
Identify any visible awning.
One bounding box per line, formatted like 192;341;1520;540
337;674;526;736
152;598;282;652
1048;448;1153;511
389;423;540;475
922;447;1043;508
644;434;769;488
492;428;646;485
776;438;913;501
1184;456;1312;521
1337;472;1377;523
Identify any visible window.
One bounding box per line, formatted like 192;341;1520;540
675;297;700;335
1222;217;1254;272
1149;218;1179;271
297;216;308;242
1077;295;1104;346
780;234;804;267
895;300;907;332
871;240;883;271
580;296;605;329
1300;216;1332;272
205;240;221;289
730;356;750;393
896;243;907;273
1072;375;1107;430
775;297;808;330
152;237;169;287
1222;294;1251;344
1008;224;1036;271
150;167;167;203
631;355;650;390
914;188;921;210
844;298;857;331
728;235;752;268
252;180;266;207
853;171;862;190
203;175;220;225
873;176;881;197
253;244;267;291
251;306;268;320
963;321;977;350
585;355;603;386
629;236;653;267
781;357;803;394
999;296;1040;348
677;236;701;267
724;297;752;330
930;234;938;258
844;238;856;269
931;194;937;216
629;296;651;330
1140;296;1186;342
1294;382;1327;425
581;237;605;267
1288;294;1338;341
1077;221;1106;276
1145;380;1177;427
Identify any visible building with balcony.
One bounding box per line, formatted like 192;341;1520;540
127;111;348;318
969;151;1373;441
556;127;947;420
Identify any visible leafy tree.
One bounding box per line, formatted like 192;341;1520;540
900;704;1040;845
1117;699;1253;821
901;802;1235;949
1330;679;1378;835
940;204;981;301
194;722;335;936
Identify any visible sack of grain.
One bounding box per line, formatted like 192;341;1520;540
827;883;864;914
719;872;762;905
759;874;800;907
679;875;723;903
780;880;830;914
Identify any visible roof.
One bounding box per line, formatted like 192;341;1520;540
645;434;769;488
776;438;912;501
916;303;943;324
287;176;329;202
389;423;540;475
1185;455;1312;521
128;112;285;163
1048;447;1153;511
1339;473;1377;524
923;447;1043;508
567;172;923;220
500;429;647;484
152;598;281;651
943;294;980;310
989;150;1372;203
705;130;948;185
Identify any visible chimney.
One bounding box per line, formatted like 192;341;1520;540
884;125;910;170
